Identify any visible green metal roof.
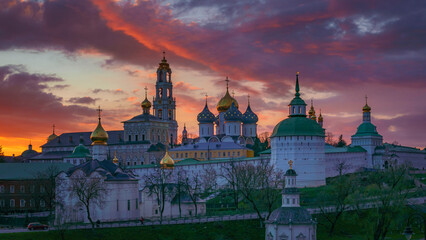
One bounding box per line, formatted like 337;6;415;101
67;144;91;158
128;157;263;169
289;96;306;106
0;163;74;180
259;149;271;154
352;122;382;137
325;144;367;153
271;117;325;137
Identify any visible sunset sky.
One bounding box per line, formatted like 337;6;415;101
0;0;425;156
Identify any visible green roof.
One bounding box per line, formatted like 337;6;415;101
0;163;74;180
352;122;382;137
128;157;263;169
67;144;91;158
259;149;271;154
289;96;306;106
271;117;325;137
325;144;367;153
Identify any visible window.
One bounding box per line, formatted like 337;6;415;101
30;185;35;193
30;199;35;207
20;199;25;208
286;198;289;204
228;152;230;157
128;200;130;211
0;185;4;193
10;199;15;207
40;199;45;207
20;186;25;193
292;198;295;204
135;135;138;141
201;152;203;158
155;209;158;215
237;152;240;157
142;134;145;141
0;199;5;207
136;199;138;209
128;135;131;142
194;153;197;158
40;186;45;193
10;185;15;193
185;153;188;158
117;200;119;211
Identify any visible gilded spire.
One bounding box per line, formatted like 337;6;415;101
362;95;371;112
141;86;152;111
309;99;316;120
288;160;293;169
217;76;239;112
47;124;58;142
113;151;118;164
160;146;175;169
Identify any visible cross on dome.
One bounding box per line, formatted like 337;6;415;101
288;160;294;169
96;106;102;121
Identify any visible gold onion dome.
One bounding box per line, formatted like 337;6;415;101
113;152;118;164
141;97;152;109
160;150;174;168
217;77;238;112
362;104;371;112
47;124;58;142
90;107;109;145
318;111;323;122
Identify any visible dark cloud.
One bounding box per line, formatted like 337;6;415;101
0;65;95;137
91;88;126;95
68;96;97;105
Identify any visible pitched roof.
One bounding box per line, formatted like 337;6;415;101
325;144;367;153
0;163;73;180
41;131;125;148
65;160;136;181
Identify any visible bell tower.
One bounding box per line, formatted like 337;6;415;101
153;52;178;145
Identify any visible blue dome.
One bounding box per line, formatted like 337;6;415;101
242;105;258;124
224;102;243;121
197;103;215;123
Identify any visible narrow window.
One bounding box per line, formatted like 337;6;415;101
10;185;15;193
136;199;138;209
20;199;25;208
10;199;15;207
128;135;131;142
135;135;138;141
117;200;119;211
128;200;130;211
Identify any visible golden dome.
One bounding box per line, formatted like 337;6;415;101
318;112;323;122
217;89;239;113
90;119;109;145
362;104;371;112
113;152;118;164
160;150;174;169
47;133;58;142
141;97;152;109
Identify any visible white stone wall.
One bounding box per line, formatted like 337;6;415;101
225;121;242;136
324;151;367;177
271;135;326;187
199;123;214;138
55;171;139;224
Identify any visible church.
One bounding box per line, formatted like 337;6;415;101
24;53;425;188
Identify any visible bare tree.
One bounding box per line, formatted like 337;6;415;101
334;158;352;176
55;206;73;240
143;166;173;223
200;167;217;196
257;160;284;220
35;165;61;221
173;168;187;218
70;174;106;229
0;145;4;163
183;172;203;216
326;132;335;145
219;159;240;210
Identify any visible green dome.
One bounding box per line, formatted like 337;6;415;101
271;117;325;137
352;122;382;137
70;144;91;158
289;96;306;106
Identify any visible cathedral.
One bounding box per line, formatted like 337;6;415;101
24;54;425;188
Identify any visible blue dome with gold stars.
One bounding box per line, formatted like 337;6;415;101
242;104;258;124
197;103;215;123
224;102;243;122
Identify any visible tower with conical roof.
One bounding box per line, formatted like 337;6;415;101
242;95;258;138
197;95;215;138
90;106;109;161
318;109;323;128
351;96;383;168
270;72;325;187
265;160;317;240
224;102;243;136
152;52;178;145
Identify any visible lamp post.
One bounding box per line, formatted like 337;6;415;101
403;212;425;240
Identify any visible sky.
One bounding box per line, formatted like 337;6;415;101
0;0;425;155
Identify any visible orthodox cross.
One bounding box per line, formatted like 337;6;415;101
52;124;55;134
247;94;250;105
288;160;294;169
205;93;208;104
225;76;229;90
144;86;148;98
162;51;166;60
96;106;102;120
365;95;368;104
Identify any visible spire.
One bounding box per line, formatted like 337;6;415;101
295;72;300;97
162;51;166;61
90;106;109;145
96;105;102;122
247;94;250;106
288;160;293;169
52;124;55;135
225;76;229;91
113;151;118;164
145;86;148;99
318;109;323;127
